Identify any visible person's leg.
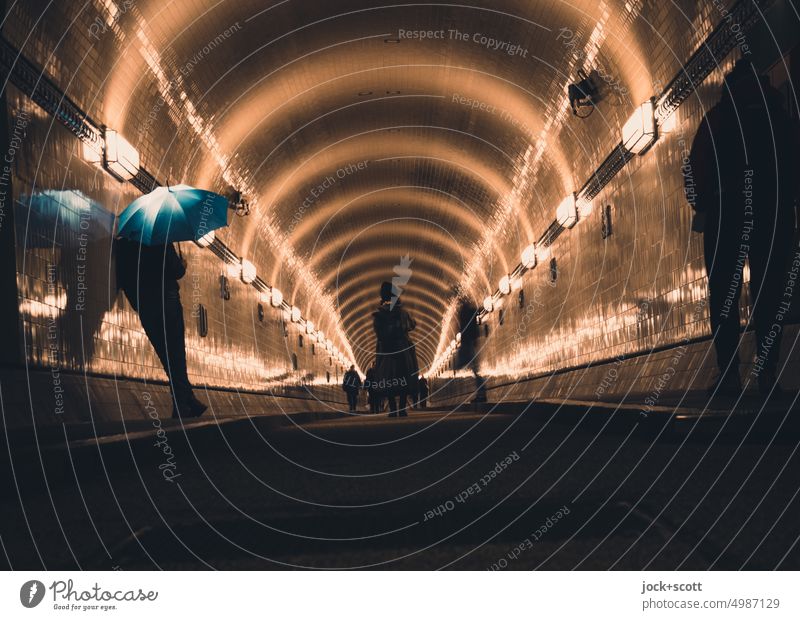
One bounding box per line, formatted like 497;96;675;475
387;395;397;417
703;215;744;389
749;208;793;392
398;389;408;417
348;391;357;412
162;293;201;416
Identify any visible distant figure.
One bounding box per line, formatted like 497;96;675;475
115;238;207;418
687;59;800;395
365;365;382;413
342;365;362;412
373;281;419;417
456;298;486;402
417;376;429;409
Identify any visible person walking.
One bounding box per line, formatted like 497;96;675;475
116;238;207;418
417;375;429;409
342;365;362;412
687;58;800;395
372;281;419;417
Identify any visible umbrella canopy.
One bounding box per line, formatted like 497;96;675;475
117;184;229;245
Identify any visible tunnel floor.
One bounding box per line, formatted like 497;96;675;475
2;404;799;570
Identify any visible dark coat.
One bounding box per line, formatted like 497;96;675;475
372;300;419;395
686;74;800;217
342;369;362;392
116;238;185;311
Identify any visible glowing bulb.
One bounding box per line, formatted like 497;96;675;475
305;320;315;334
291;306;301;322
270;287;283;308
483;296;494;313
259;290;270;304
499;275;512;295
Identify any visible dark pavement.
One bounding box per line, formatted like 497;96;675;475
2;402;799;570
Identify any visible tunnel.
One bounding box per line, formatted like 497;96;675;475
1;0;800;572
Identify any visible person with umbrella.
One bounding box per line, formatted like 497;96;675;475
115;184;229;419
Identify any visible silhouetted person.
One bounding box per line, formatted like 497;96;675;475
116;238;206;418
365;365;383;413
457;298;486;402
342;365;362;412
373;281;419;417
687;58;800;395
417;376;429;409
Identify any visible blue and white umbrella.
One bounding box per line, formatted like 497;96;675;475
117;184;229;245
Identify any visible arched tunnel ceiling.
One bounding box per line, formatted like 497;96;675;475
105;0;661;371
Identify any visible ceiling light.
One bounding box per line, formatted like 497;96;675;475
622;100;656;154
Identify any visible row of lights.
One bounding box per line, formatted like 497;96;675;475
82;128;355;371
219;249;354;369
426;99;658;378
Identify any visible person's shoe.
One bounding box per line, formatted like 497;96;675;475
188;397;208;418
173;397;207;419
707;371;742;396
758;370;785;397
388;412;397;418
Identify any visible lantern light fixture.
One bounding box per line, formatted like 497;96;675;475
556;194;578;229
622;100;657;154
240;259;257;284
270;287;283;308
521;243;537;269
103;129;140;181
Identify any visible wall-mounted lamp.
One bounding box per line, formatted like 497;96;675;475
498;275;512;296
240;259;256;284
622;100;656;154
556;193;578;229
270;287;283;308
521;244;537;269
103;129;139;181
567;70;598;118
